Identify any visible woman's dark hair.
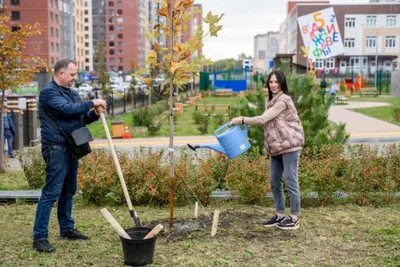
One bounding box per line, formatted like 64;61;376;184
266;70;290;101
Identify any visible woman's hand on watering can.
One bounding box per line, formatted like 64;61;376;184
231;117;243;125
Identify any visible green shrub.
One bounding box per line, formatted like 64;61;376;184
192;110;210;134
18;146;46;189
393;107;400;122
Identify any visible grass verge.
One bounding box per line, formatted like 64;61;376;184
0;170;28;190
0;202;398;266
87;96;242;138
348;96;400;126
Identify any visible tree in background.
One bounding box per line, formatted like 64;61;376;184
137;0;223;227
94;42;110;97
0;14;46;171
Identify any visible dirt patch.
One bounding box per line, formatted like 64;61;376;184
147;209;271;242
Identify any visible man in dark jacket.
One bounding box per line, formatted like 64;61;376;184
33;58;106;253
2;104;16;158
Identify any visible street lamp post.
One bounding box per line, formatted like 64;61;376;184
375;33;379;92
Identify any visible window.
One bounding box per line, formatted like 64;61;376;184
50;27;54;37
56;43;59;52
84;10;88;15
85;50;89;55
386;15;396;27
366;36;376;48
110;33;114;40
386;36;396;48
109;49;115;55
84;18;88;23
345;17;355;27
117;18;123;23
118;50;123;55
366;15;376;28
108;1;114;7
51;42;54;52
11;0;20;6
55;14;59;23
109;25;114;31
11;11;20;21
118;66;123;71
117;1;122;6
109;17;114;23
109;41;114;47
118;33;123;39
84;1;88;7
326;58;334;69
119;58;123;63
110;65;115;71
344;38;355;48
117;25;123;31
51;57;54;65
56;29;58;37
109;58;114;63
108;9;114;15
85;26;89;31
85;34;89;38
315;59;323;69
117;9;123;15
85;58;90;63
11;26;20;32
85;42;89;47
118;41;123;47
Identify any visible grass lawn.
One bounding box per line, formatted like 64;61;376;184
0;170;28;190
87;96;243;139
348;96;400;126
0;201;398;266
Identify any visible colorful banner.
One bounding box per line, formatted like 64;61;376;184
297;7;344;61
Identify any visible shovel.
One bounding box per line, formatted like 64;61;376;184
99;112;141;227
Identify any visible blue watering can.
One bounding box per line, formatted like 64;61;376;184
187;122;251;159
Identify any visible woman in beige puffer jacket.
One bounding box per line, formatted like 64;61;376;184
232;70;304;230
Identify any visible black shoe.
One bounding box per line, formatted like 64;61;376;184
60;229;88;240
262;214;285;227
276;216;299;230
33;240;56;253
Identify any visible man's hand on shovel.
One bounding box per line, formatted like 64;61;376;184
92;99;107;115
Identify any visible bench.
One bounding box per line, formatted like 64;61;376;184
215;88;233;97
174;103;183;114
359;91;378;97
336;96;348;104
195;104;230;113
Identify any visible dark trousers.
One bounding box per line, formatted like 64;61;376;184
4;129;13;157
33;145;79;241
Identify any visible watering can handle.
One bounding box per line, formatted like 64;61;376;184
242;124;248;137
214;121;232;137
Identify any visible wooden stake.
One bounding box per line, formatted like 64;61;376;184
143;224;164;239
194;202;198;219
211;210;220;237
100;208;131;240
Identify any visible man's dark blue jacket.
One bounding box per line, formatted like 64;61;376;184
2;113;16;135
39;80;99;147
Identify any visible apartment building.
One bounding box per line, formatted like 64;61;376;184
59;0;75;60
181;4;203;62
279;1;400;75
83;0;93;71
0;0;62;68
75;0;85;70
254;31;279;72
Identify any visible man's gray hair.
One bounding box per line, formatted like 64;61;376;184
54;58;77;74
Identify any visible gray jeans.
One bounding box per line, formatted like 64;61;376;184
270;150;301;215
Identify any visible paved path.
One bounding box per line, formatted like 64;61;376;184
329;101;400;137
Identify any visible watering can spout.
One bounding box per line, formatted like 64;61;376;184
187;143;227;155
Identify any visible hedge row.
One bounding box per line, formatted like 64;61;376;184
19;144;400;206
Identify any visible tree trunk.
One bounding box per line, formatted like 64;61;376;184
0;90;5;171
168;0;174;228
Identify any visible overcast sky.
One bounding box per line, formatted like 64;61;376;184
196;0;370;61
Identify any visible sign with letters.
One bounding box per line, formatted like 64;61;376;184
297;7;344;61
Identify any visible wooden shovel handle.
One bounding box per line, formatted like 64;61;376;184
143;224;164;239
101;208;131;240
